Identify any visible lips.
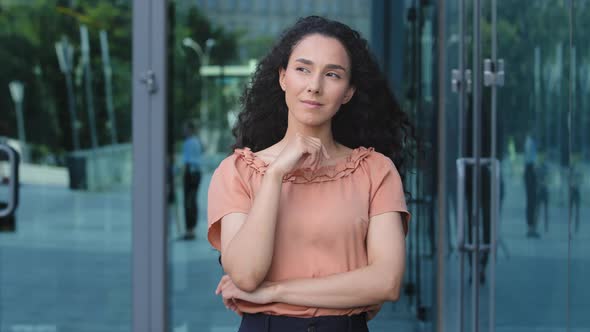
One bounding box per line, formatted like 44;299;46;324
301;100;323;107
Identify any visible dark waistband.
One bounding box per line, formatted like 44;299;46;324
240;312;368;332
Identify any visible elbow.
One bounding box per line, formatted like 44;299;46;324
382;276;403;302
384;287;401;302
222;256;265;292
224;264;263;292
231;273;262;292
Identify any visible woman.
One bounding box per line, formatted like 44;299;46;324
207;16;414;332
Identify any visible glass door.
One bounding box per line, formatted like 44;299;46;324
442;1;573;331
492;1;572;331
449;1;500;331
571;1;590;328
0;2;133;331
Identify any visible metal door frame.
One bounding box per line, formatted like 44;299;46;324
0;1;168;330
132;0;168;331
437;0;501;331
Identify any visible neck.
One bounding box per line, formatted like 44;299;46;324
278;121;339;154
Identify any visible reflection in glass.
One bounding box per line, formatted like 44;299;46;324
572;0;590;329
0;1;133;330
493;1;570;330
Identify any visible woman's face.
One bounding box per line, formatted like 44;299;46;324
279;34;355;128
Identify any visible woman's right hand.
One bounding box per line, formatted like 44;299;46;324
267;133;330;177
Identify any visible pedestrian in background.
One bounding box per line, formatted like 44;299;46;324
524;131;538;238
181;121;202;240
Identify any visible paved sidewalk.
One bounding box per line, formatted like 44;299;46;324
0;167;588;332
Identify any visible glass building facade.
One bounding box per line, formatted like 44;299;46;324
0;1;588;331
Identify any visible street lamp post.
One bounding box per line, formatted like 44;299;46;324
534;47;542;145
55;36;80;151
579;63;590;155
182;37;215;152
80;25;99;150
8;81;28;163
100;29;118;145
580;63;590;157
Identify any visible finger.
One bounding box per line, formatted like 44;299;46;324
216;277;227;295
305;148;318;170
216;275;230;295
308;137;323;148
222;295;237;313
215;277;224;295
222;297;232;309
218;277;232;296
222;284;239;301
231;299;242;315
300;136;327;160
303;137;324;163
305;146;318;170
315;152;323;170
222;290;234;301
300;143;320;164
229;302;238;312
301;135;321;148
321;144;330;160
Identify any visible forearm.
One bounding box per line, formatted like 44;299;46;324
222;169;283;291
273;263;402;309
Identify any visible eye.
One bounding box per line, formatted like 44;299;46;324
295;67;310;73
326;72;342;79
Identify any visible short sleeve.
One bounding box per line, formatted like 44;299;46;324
207;155;252;250
369;156;411;234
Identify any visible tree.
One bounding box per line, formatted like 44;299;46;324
0;0;132;162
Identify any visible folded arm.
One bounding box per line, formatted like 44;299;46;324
218;212;406;309
220;169;284;292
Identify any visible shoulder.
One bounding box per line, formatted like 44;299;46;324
357;148;403;187
212;148;262;179
214;151;244;174
362;148;396;171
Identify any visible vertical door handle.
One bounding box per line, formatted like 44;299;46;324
483;59;505;87
456;158;467;249
484;59;495;86
456;157;467;332
0;144;19;218
452;69;462;93
464;69;473;93
489;158;501;332
451;69;474;94
496;59;505;86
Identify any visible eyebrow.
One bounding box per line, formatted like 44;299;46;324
295;58;347;72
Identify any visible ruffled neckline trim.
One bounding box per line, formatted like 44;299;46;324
234;146;374;184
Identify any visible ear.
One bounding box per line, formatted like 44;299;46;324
342;85;356;104
278;68;286;91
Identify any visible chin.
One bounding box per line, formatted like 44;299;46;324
288;106;337;127
299;114;332;127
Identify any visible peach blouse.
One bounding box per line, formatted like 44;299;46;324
207;146;410;318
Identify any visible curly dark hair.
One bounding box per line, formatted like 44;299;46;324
232;16;416;178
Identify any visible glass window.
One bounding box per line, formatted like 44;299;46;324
238;0;249;11
301;0;313;12
0;1;133;331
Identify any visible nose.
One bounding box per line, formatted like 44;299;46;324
306;75;321;94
